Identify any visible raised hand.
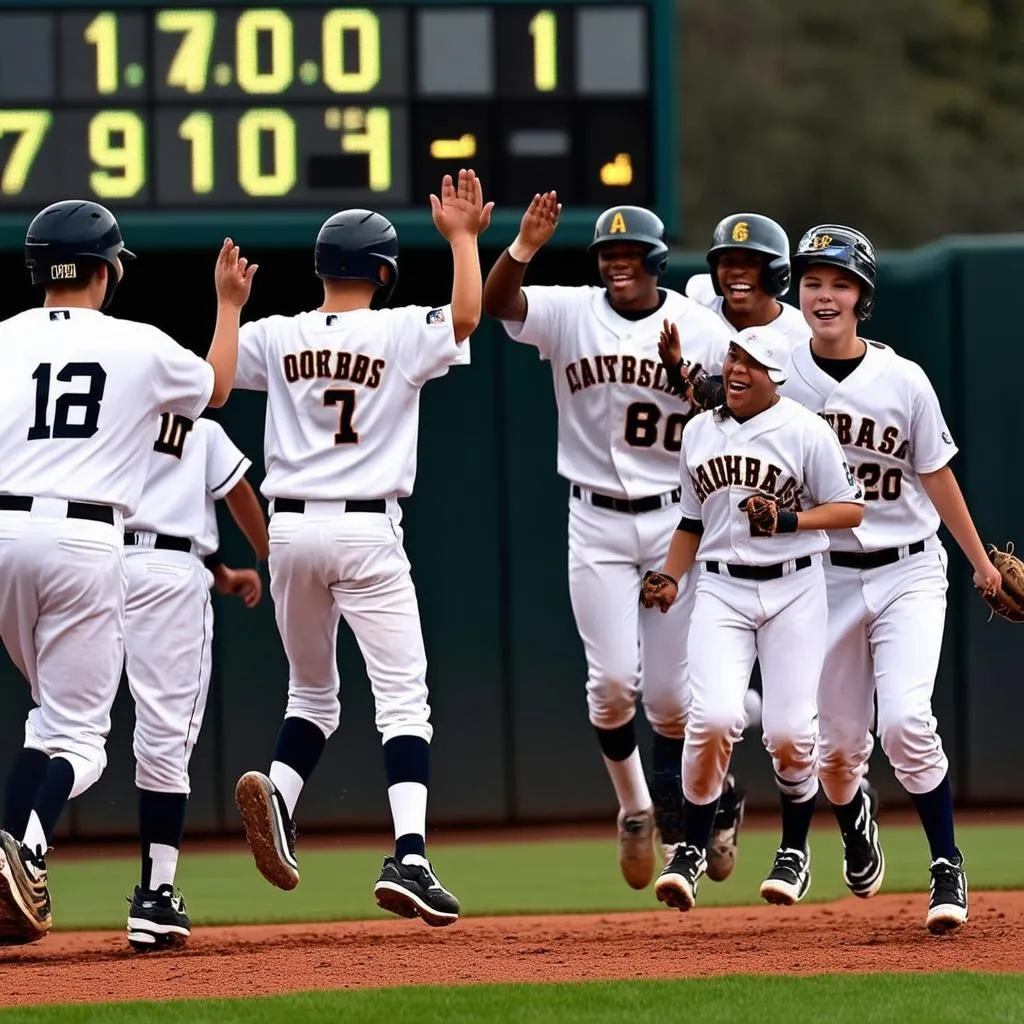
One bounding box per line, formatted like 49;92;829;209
430;168;494;240
214;237;258;307
513;191;561;258
659;318;682;368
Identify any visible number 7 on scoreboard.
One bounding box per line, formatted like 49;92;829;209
0;112;53;195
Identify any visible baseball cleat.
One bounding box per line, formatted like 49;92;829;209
655;843;707;912
0;831;51;944
616;806;657;890
235;771;300;891
841;784;885;898
126;884;191;952
760;847;811;905
706;774;745;882
374;855;460;927
926;851;968;934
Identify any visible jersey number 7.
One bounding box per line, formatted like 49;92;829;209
324;388;358;445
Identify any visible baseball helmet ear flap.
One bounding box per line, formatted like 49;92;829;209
641;239;669;278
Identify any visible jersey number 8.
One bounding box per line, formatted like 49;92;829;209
624;402;686;453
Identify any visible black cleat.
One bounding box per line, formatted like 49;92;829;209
374;855;461;927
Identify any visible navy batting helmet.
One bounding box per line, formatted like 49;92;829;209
25;200;135;310
706;213;791;298
792;224;876;320
588;206;669;278
314;210;398;304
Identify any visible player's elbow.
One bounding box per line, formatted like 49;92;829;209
482;275;524;322
833;502;865;529
206;381;230;408
453;311;480;343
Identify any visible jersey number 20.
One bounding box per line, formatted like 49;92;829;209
27;362;106;441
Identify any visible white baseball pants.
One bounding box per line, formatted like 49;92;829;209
267;502;433;745
124;548;214;794
817;543;950;805
0;503;126;798
567;496;691;739
683;559;825;806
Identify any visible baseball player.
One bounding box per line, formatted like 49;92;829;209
482;194;746;889
0;200;255;944
642;325;863;912
784;224;999;932
232;169;491;928
123;413;269;951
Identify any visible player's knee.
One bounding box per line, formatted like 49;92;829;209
136;756;190;794
687;698;744;744
763;730;817;775
641;691;687;740
878;709;935;760
585;674;638;730
63;749;106;800
285;686;341;738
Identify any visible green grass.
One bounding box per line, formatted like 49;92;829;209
47;823;1024;930
4;975;1024;1023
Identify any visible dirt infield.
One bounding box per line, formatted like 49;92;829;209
2;891;1023;1007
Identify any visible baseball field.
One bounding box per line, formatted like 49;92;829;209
1;810;1023;1021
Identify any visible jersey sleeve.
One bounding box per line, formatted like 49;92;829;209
500;285;580;362
149;330;215;421
910;373;959;473
234;319;270;391
390;304;465;387
805;416;865;506
678;421;703;519
204;421;252;499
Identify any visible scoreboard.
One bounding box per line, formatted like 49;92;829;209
0;0;676;245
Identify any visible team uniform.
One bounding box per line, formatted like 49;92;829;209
121;416;252;950
231;207;468;928
654;330;862;912
784;223;970;932
0;202;217;944
503;266;732;876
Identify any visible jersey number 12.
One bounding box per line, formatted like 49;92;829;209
27;362;107;441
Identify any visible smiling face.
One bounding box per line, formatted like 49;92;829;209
714;249;768;311
799;264;861;345
723;342;777;417
596;243;660;311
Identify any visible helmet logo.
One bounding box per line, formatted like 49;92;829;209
609;211;627;234
731;221;749;243
809;233;833;250
50;263;77;280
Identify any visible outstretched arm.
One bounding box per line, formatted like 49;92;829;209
482;191;561;322
206;239;258;407
920;466;1000;592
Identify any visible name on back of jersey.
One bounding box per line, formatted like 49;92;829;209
822;411;910;461
690;453;803;511
565;353;698;400
282;348;386;389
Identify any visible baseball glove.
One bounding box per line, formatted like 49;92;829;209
739;494;779;537
641;570;677;609
981;543;1024;623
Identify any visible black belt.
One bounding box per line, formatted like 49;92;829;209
0;494;115;526
706;555;813;581
829;540;926;570
124;531;192;553
571;484;681;515
275;497;386;514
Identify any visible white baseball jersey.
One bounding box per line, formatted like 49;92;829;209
125;417;251;556
782;340;957;552
234;305;469;500
679;396;862;565
503;286;731;498
685;273;810;351
0;307;214;515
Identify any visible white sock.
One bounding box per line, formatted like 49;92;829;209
269;761;304;818
602;750;651;816
388;781;427;841
149;842;180;889
21;811;46;858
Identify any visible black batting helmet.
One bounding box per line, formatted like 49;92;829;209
314;210;399;304
706;213;791;298
24;200;135;310
588;206;669;278
792;224;877;320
